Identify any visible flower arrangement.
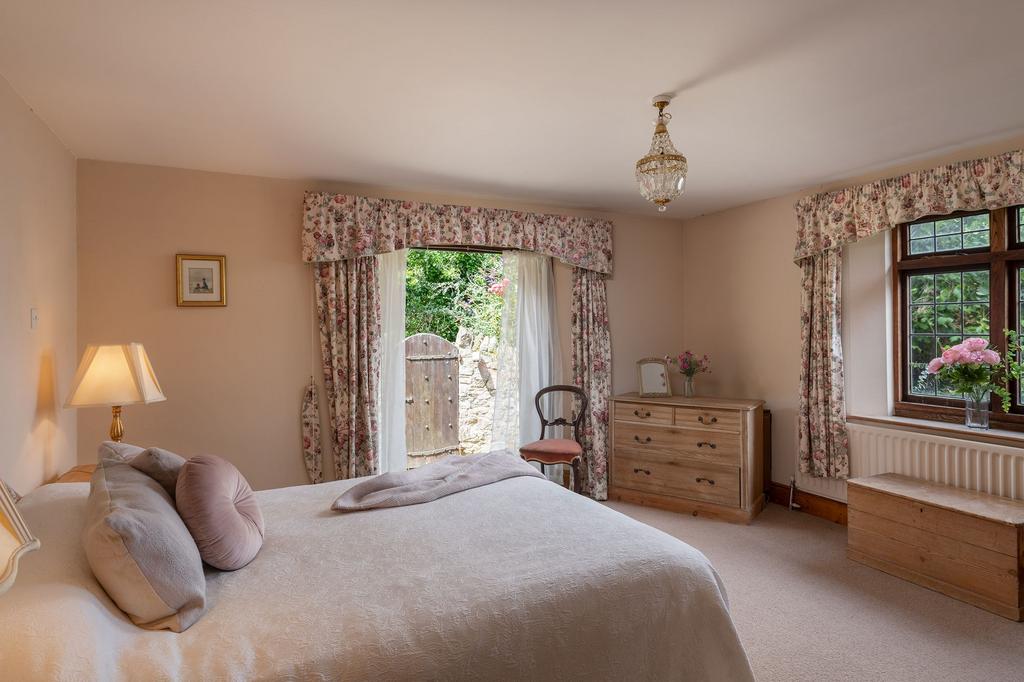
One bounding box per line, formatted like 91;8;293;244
667;351;711;378
922;337;1010;413
666;351;710;397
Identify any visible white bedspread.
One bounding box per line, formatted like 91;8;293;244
2;477;753;681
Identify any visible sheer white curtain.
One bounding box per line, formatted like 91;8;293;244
490;251;562;460
377;249;408;473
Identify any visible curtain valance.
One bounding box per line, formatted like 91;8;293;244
302;192;614;275
793;149;1024;262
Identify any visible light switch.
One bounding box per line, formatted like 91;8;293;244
29;307;39;330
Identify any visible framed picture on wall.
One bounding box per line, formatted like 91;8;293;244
176;254;227;307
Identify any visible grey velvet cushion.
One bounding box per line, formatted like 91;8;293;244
176;455;264;571
129;448;186;499
82;452;206;632
97;440;145;462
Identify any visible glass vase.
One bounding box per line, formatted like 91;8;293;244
965;390;990;430
683;376;696;397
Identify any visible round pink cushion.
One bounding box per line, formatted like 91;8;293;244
175;455;264;571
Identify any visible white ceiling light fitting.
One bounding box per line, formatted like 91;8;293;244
635;93;688;212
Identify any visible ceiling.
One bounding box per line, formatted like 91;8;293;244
2;0;1023;219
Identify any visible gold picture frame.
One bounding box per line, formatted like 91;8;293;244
176;254;227;307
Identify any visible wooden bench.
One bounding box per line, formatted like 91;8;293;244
847;473;1024;621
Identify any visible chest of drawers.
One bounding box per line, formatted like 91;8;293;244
609;393;765;523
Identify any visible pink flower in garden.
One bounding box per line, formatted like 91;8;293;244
963;337;989;352
926;357;945;374
488;277;511;296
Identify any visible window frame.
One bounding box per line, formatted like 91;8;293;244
891;207;1024;430
1010;205;1024;250
899;209;993;261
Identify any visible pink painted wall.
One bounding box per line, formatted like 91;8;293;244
76;161;685;488
0;76;77;491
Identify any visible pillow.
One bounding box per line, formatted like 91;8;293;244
97;440;145;462
176;456;264;571
82;455;206;632
129;448;186;499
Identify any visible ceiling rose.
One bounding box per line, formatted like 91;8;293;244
635;93;688;212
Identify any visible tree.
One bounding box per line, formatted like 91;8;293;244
404;249;504;341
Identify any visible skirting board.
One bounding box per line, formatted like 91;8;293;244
767;481;848;525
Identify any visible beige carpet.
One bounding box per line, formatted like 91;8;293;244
606;500;1024;682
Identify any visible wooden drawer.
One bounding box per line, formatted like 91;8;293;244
613;454;740;507
674;406;741;433
614;401;674;426
848;485;1018;556
614;424;741;467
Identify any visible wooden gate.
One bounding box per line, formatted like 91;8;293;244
405;333;460;467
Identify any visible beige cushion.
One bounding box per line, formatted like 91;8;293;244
129;448;186;499
82;455;206;632
176;456;264;571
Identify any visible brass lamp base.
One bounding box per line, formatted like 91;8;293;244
110;406;124;442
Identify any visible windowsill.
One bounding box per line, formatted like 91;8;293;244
847;414;1024;449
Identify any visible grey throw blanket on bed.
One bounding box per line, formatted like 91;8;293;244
332;450;546;512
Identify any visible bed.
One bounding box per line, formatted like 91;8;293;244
1;475;754;681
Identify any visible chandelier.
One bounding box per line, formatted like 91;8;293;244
635;94;688;212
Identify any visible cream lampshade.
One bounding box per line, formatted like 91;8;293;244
0;481;39;595
65;343;166;442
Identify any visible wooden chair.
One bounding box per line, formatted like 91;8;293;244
518;385;588;493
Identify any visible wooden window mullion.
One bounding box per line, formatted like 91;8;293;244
990;209;1008;413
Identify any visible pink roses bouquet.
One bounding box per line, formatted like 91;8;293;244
923;337;1009;411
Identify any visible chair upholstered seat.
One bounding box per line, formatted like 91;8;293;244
519;438;583;465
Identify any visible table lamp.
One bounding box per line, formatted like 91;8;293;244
0;480;39;595
65;343;166;442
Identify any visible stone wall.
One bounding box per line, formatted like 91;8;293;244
455;327;499;454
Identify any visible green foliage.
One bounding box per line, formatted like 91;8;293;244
404;249;504;342
1006;328;1024;406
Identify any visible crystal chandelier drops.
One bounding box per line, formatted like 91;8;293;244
635;94;688;212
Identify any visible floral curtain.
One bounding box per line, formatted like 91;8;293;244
300;377;323;484
302;192;614;275
571;267;612;500
798;250;849;479
794;149;1024;479
315;257;382;479
795;150;1024;260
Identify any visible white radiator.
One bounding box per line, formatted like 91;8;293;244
796;420;1024;503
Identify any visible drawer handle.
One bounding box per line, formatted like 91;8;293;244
633;435;653;444
695;476;716;486
696;441;717;449
698;415;718;425
633;467;652;476
633;409;652;419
